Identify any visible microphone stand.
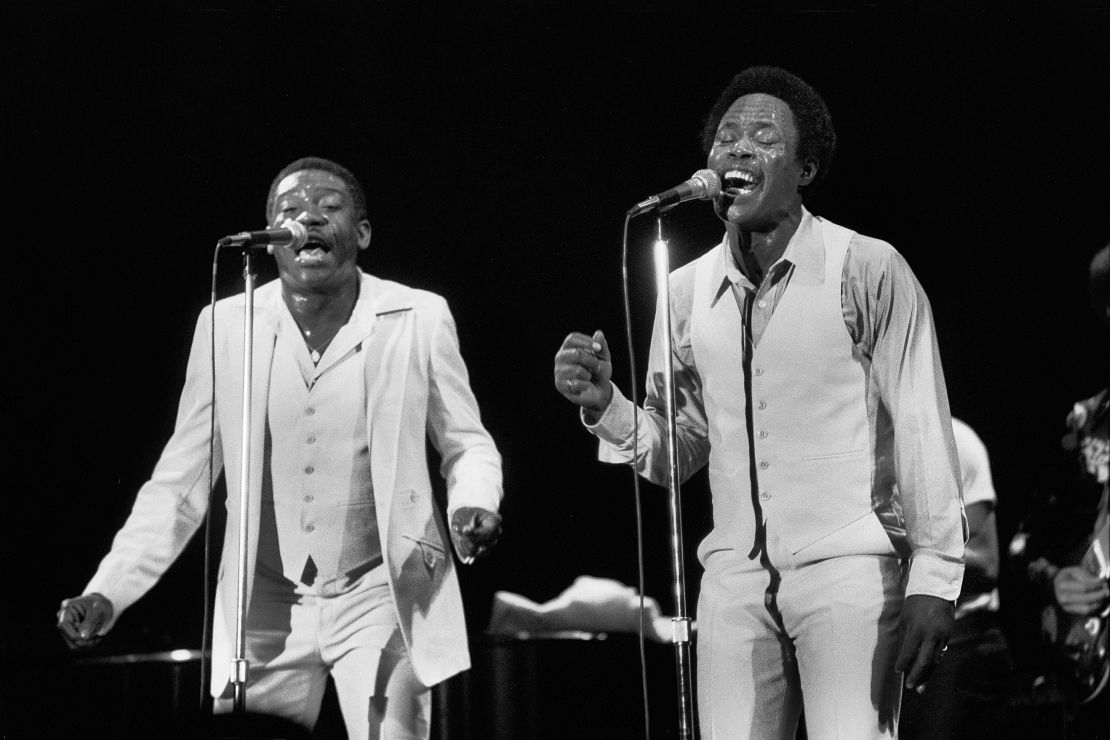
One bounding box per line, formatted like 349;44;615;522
651;216;696;739
230;248;257;714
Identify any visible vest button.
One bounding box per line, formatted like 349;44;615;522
760;491;771;501
305;465;315;475
758;430;768;439
754;368;764;376
305;524;315;533
757;401;767;410
759;460;769;470
304;495;314;503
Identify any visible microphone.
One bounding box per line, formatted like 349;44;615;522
218;220;308;249
629;169;721;216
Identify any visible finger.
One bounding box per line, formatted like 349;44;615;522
470;516;502;539
592;330;611;361
904;637;939;689
455;536;476;560
563;377;596;396
58;612;84;643
1078;578;1110;594
60;610;101;648
560;332;603;353
1060;601;1093;616
1059;588;1101;607
559;347;603;373
470;531;501;551
555;365;594;384
451;510;479;535
1059;575;1103;593
894;631;919;675
553;356;597;383
78;609;102;641
86;603;111;637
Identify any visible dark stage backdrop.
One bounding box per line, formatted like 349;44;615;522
4;4;1108;736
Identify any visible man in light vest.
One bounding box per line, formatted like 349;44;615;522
554;66;966;739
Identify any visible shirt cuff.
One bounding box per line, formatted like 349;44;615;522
580;383;638;448
904;550;965;602
446;488;502;522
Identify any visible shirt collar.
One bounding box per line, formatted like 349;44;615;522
713;205;823;298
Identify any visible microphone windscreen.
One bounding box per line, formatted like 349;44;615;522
692;169;721;199
281;219;309;250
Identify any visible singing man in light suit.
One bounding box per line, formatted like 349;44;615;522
57;156;503;740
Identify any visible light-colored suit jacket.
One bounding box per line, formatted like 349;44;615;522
84;271;503;691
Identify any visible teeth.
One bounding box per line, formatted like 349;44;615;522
722;170;757;194
724;170;755;185
295;247;327;263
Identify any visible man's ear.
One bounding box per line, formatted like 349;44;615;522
357;219;372;250
799;159;819;187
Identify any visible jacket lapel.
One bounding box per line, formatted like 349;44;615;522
360;274;416;537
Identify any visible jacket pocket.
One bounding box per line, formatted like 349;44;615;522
402;534;446;573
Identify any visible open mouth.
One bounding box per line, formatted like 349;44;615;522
722;169;760;196
294;236;331;264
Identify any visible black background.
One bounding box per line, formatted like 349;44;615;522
3;3;1109;736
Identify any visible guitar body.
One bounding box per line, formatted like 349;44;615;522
1040;530;1110;704
1041;602;1109;704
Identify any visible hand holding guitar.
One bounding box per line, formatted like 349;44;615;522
1054;565;1110;616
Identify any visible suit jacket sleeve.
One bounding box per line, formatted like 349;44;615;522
84;307;222;632
424;296;503;521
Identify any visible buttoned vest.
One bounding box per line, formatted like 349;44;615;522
691;218;890;567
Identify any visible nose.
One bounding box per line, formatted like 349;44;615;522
726;133;757;160
295;206;326;225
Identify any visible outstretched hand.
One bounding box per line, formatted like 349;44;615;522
57;593;114;650
451;507;502;563
895;594;954;693
553;330;613;418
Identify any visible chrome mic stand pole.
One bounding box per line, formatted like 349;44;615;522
230;248;257;714
652;216;696;739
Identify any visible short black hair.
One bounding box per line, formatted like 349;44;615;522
266;156;368;223
701;66;836;189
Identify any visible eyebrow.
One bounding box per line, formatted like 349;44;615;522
274;187;348;203
719;114;780;127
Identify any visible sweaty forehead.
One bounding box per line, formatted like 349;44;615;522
718;93;795;129
274;170;350;202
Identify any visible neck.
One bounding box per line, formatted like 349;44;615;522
281;272;360;332
726;205;804;280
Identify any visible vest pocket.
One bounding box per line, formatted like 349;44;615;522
790;509;898;562
799;448;867;462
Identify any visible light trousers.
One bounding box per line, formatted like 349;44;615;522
215;568;430;740
697;552;903;740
